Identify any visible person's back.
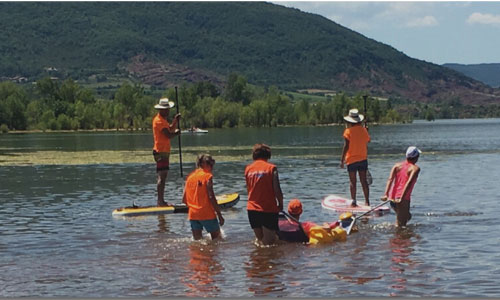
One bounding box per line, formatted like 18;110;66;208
245;159;278;213
343;124;370;165
389;161;420;201
185;168;215;221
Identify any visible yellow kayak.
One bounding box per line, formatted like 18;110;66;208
112;193;239;217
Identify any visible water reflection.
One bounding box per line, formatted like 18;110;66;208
388;228;419;295
156;215;169;233
181;243;224;297
245;246;286;296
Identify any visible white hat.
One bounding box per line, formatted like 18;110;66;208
154;98;175;109
343;108;364;123
406;146;422;159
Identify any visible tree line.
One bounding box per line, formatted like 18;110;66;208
0;74;410;133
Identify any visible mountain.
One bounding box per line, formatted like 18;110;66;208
443;63;500;88
1;2;499;104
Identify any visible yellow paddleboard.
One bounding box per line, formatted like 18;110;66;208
112;193;239;217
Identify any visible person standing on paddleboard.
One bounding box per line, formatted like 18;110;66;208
183;154;224;240
245;144;284;246
153;98;181;206
340;108;371;207
381;146;421;227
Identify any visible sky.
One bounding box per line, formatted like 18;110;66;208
273;1;500;65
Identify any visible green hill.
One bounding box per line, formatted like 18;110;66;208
443;63;500;88
1;2;499;104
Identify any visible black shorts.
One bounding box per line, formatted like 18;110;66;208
347;160;368;172
248;210;279;231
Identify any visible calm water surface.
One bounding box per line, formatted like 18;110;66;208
1;119;500;297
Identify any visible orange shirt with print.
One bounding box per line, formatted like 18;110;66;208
343;125;370;165
152;113;171;153
245;159;279;213
185;168;216;221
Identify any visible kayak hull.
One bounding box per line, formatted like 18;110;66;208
112;193;239;217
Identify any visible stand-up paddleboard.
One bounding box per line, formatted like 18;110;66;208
322;194;390;215
112;193;239;217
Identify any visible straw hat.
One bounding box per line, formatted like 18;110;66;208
154;98;175;109
343;108;364;123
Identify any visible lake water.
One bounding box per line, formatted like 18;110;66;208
1;119;500;297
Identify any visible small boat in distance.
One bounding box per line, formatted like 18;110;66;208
181;127;208;134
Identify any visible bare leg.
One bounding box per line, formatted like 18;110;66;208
192;229;203;240
396;200;411;227
359;170;370;206
157;170;169;206
209;230;221;240
348;171;357;206
252;228;264;242
261;226;277;245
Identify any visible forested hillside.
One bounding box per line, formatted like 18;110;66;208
1;2;499;104
444;63;500;88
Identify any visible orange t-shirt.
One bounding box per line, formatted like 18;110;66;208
245;159;279;213
343;125;370;165
185;168;216;220
152;113;171;153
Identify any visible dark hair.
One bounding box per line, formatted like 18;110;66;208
252;143;271;160
196;154;215;168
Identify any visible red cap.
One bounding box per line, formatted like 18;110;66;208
288;199;303;215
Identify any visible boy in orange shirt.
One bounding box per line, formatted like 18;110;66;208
245;144;284;246
340;108;371;207
183;154;224;240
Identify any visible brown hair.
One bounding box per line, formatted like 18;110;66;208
252;143;271;160
196;154;215;168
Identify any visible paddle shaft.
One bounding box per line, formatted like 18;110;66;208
363;94;368;128
175;86;183;177
346;200;391;235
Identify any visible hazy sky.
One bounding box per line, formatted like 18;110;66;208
273;1;500;65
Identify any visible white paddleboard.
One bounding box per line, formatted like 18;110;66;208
322;194;390;215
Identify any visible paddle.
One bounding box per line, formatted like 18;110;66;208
346;199;391;235
362;94;373;186
175;86;183;178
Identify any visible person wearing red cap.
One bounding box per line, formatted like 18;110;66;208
278;199;337;242
381;146;422;227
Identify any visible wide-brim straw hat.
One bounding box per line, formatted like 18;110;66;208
154;98;175;109
343;108;364;123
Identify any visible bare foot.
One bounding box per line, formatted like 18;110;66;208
351;201;358;207
157;201;173;207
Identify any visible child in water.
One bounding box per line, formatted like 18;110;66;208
381;146;421;227
183;154;224;240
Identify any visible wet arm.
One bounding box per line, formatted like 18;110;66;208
272;169;284;211
383;165;398;199
207;179;224;226
340;138;349;167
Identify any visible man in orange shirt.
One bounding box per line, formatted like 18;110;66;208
340;108;371;207
153;98;180;206
245;143;284;245
183;154;224;240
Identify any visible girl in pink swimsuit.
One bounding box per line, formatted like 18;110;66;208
381;146;421;227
